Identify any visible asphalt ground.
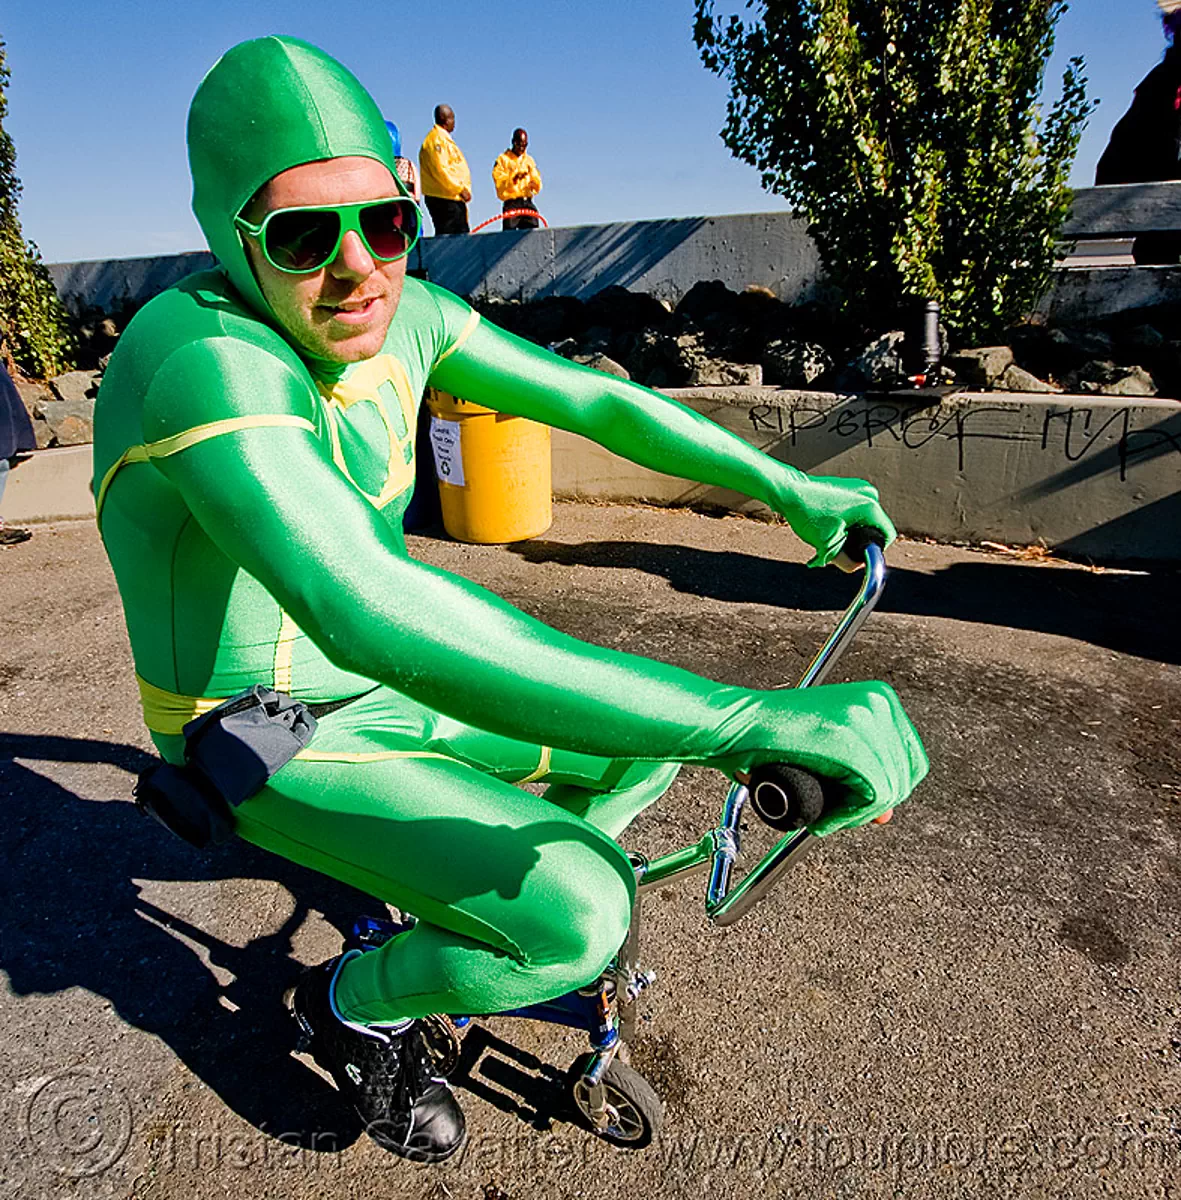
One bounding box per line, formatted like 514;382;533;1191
1;504;1178;1200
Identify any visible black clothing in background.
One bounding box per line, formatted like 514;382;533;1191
1095;44;1181;264
502;197;540;231
0;362;36;462
424;196;469;236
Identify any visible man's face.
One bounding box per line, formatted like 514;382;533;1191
440;107;456;133
241;156;408;364
512;130;528;155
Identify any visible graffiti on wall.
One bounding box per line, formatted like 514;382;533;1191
746;400;1181;481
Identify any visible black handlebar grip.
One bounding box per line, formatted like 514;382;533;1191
748;762;829;832
841;525;887;566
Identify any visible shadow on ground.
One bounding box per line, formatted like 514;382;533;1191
448;1024;570;1133
0;734;569;1151
508;539;1181;665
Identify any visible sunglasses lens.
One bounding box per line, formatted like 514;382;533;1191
360;200;418;260
265;209;341;272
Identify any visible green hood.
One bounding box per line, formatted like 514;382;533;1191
187;36;399;325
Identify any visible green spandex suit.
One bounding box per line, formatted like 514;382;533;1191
94;37;927;1025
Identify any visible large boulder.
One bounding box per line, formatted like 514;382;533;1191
673;331;762;386
1097;366;1158;397
621;329;762;388
674;280;741;327
1008;324;1114;380
734;285;790;337
572;352;630;380
1114;323;1166;359
35;398;96;446
476;296;586;346
1110;324;1172;390
31;420;54;450
947;345;1015;388
999;365;1058;393
1054;327;1115;366
762;339;833;388
845;331;907;388
584;286;671;334
621;330;684;386
521;296;588;345
686;358;763;387
1070;360;1158;397
49;370;101;405
14;379;53;419
579;325;614;355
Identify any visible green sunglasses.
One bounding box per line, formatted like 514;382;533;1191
234;197;422;274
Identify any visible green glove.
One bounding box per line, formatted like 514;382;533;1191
771;473;898;569
714;680;929;836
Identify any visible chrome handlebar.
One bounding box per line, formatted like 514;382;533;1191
633;539;889;925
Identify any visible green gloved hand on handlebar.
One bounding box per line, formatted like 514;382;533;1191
714;679;928;837
772;473;898;570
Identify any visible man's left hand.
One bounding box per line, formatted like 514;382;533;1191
777;474;897;569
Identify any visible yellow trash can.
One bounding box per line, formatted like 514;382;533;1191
425;390;552;543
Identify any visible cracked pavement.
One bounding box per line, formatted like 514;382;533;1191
1;504;1178;1200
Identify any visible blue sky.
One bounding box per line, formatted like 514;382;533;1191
1;0;1168;263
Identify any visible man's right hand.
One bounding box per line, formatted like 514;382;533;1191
459;188;471;203
722;680;928;836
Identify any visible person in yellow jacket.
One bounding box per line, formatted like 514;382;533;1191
493;128;542;230
419;105;472;235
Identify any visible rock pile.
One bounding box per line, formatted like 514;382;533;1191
11;281;1177;453
15;372;102;449
11;304;138;448
1003;321;1174;396
473;281;1180;398
476;281;851;390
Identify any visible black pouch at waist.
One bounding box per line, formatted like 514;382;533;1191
134;686;319;849
135;764;235;849
182;685;318;808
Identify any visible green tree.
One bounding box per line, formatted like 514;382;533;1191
0;36;75;377
694;0;1094;345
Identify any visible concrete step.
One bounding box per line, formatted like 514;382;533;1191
2;445;95;524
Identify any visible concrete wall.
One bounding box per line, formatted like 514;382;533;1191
49;214;824;312
35;208;1181;563
552;389;1181;562
1038;264;1181;325
8;391;1178;564
51;251;216;315
410;212;825;304
48;211;1181;320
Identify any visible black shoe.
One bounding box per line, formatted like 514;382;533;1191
0;526;32;546
290;952;466;1163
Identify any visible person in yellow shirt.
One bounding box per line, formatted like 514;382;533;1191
419;105;471;235
493;128;542;230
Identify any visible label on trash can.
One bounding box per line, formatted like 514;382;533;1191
429;417;465;487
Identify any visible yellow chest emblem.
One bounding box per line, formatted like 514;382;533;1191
318;354;418;508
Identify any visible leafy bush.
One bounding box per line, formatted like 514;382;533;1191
0;37;75;377
694;0;1094;345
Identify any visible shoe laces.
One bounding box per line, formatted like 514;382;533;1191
392;1024;440;1105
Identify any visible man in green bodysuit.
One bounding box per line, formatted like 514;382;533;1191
94;37;927;1163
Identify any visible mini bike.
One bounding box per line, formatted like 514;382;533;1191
344;530;890;1150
